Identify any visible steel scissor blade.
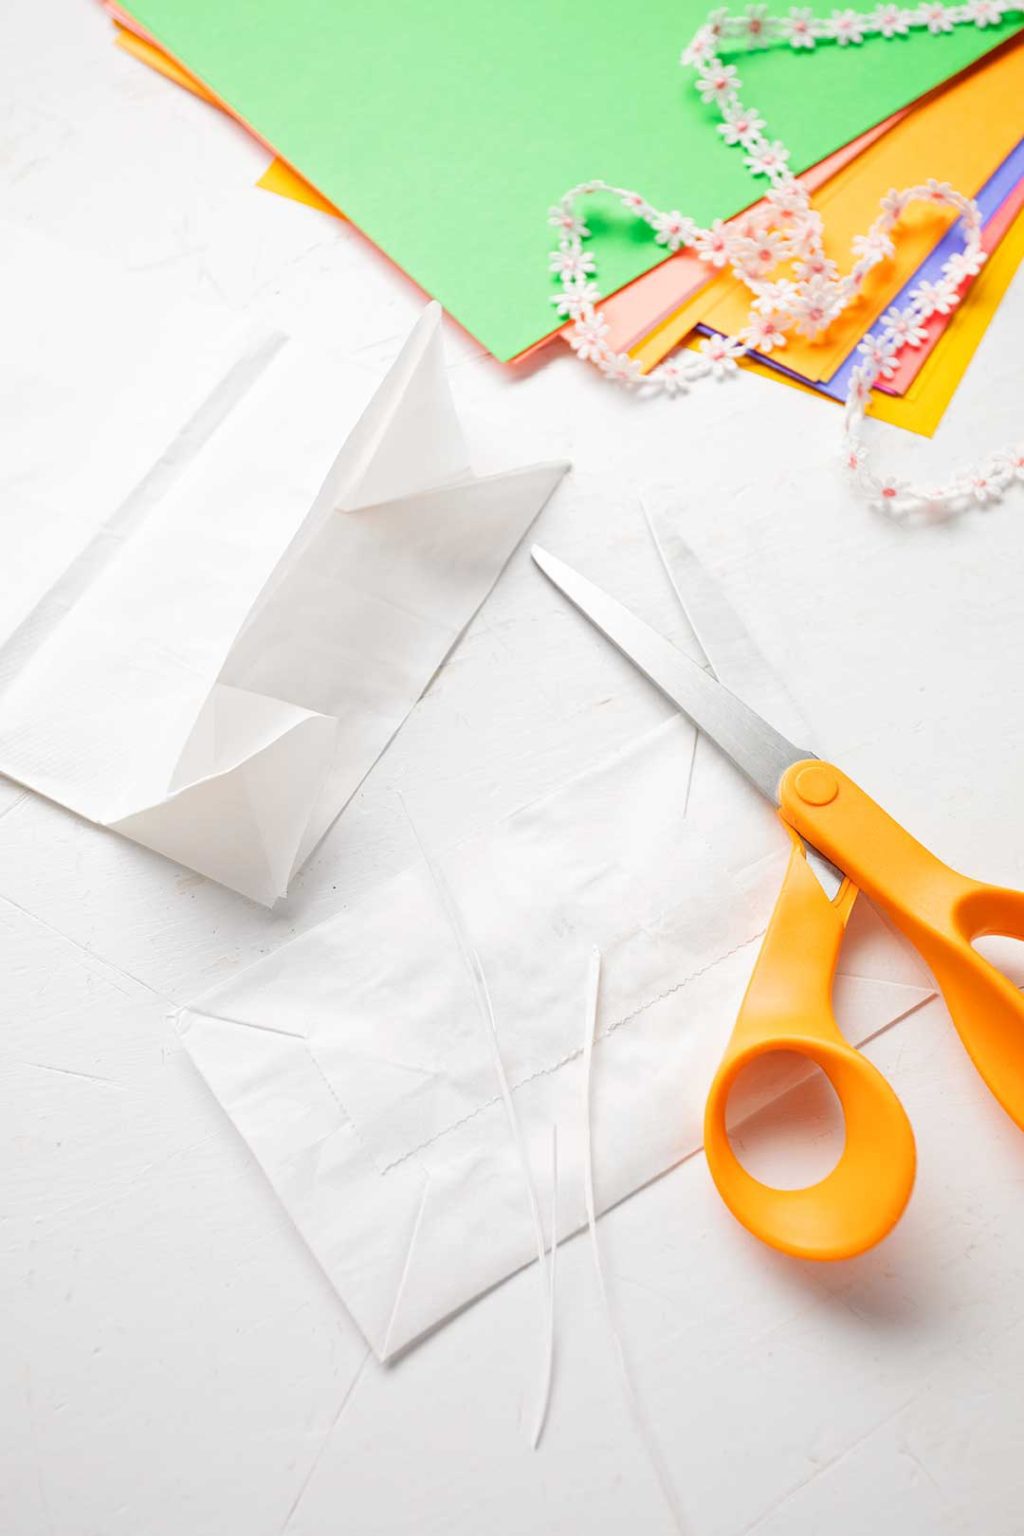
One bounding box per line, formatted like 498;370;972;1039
532;544;815;805
639;515;845;897
643;504;809;742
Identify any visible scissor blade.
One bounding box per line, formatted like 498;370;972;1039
641;513;845;897
532;545;814;805
643;506;809;743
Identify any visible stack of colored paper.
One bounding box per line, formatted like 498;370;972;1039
108;0;1023;436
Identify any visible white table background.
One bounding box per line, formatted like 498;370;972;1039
3;6;1023;1533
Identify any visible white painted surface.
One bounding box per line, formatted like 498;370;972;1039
2;6;1022;1533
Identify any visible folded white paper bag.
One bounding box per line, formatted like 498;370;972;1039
0;303;567;902
180;718;933;1358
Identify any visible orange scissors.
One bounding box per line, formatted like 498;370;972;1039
533;542;1024;1261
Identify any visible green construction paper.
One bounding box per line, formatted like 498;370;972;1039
122;0;1021;359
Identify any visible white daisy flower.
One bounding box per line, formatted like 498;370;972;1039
792;275;838;336
917;0;955;26
969;470;999;503
680;25;716;66
880;187;909;219
965;0;1004;25
693;219;732;267
550;277;601;318
735;229;784;278
742;311;788;352
698;332;746;377
745;139;790;178
655;359;691;396
717;102;767;146
851;228;895;263
871;474;908;510
794;251;839;282
548;206;589;239
881;306;929;347
742;4;774;45
653;210;697;252
752;277;799;316
696;61;741;104
856;333;899;379
784;6;818;45
827;8;867;43
568;314;610;362
600;352;644;385
872;3;911;33
944;247;986;284
912;277;958;316
549;246;597;280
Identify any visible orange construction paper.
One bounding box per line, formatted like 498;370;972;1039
114;22;215;104
633;38;1024;378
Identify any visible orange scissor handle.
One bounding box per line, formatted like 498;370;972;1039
780;760;1024;1131
704;841;916;1260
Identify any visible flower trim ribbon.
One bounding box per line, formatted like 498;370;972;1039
548;3;1024;515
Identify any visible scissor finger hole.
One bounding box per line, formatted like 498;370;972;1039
972;935;1024;989
725;1051;845;1191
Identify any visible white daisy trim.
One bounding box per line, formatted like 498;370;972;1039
548;2;1021;517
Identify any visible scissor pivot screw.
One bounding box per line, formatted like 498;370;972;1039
794;765;839;806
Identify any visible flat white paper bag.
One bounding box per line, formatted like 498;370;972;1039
180;717;933;1358
0;302;567;902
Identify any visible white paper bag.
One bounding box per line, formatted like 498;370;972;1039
180;715;933;1359
0;301;567;902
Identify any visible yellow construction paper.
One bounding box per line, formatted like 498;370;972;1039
633;39;1024;378
256;160;339;216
